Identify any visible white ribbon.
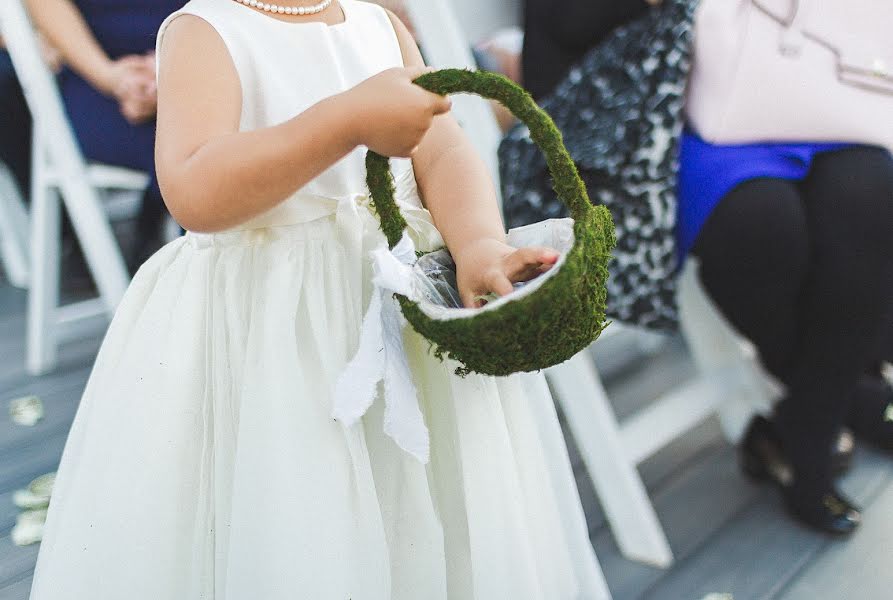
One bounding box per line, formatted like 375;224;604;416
332;232;431;464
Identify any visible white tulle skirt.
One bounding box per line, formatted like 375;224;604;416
29;217;607;599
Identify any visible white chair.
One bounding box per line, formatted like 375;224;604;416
0;161;29;288
408;0;778;571
0;0;149;375
405;0;505;191
408;2;615;597
551;262;776;568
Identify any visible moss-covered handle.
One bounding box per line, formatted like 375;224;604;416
366;68;592;249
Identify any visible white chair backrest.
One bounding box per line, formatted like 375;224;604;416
0;0;91;185
451;0;521;41
405;0;515;195
1;0;131;319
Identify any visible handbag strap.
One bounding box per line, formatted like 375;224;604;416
752;0;812;56
779;0;811;56
751;0;893;93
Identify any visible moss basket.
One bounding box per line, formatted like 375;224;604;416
366;69;616;376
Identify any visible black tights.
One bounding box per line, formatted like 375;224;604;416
692;146;893;483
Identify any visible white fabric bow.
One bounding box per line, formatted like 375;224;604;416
332;232;431;463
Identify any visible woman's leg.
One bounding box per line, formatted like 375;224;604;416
691;173;873;532
772;147;893;468
794;147;893;452
692;177;810;380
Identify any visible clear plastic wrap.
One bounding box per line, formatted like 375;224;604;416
410;218;576;319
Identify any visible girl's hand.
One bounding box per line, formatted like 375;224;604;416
344;66;452;157
453;238;560;308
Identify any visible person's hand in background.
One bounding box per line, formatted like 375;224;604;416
105;52;157;124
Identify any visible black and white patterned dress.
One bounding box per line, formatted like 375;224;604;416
500;0;697;330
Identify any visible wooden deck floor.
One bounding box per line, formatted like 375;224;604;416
2;274;892;599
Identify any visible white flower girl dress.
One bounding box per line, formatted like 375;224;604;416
29;1;609;598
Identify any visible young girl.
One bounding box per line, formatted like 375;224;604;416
29;1;607;597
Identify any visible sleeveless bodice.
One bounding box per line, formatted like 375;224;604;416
157;0;425;233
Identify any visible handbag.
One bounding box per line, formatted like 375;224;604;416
686;0;893;149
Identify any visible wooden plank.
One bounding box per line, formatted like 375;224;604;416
599;336;698;423
594;444;762;599
0;284;26;322
0;536;39;590
0;429;67;497
0;369;88;455
638;449;892;600
0;336;100;393
0;573;32;600
778;477;893;600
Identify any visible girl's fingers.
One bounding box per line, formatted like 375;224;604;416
503;247;559;282
486;270;515;297
431;95;453;115
404;66;451;114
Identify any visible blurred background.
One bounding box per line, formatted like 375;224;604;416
1;0;892;598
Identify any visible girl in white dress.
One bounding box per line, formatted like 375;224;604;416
29;1;609;598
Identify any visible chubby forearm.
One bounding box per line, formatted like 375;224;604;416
157;94;358;233
26;0;113;93
416;123;506;260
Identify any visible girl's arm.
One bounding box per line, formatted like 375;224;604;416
155;16;450;233
386;12;559;307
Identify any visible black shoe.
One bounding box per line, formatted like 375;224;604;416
849;374;893;453
740;415;861;535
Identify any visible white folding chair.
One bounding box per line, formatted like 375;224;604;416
551;264;776;568
0;161;29;288
406;0;673;568
408;1;614;596
407;0;782;571
405;0;505;191
0;0;149;375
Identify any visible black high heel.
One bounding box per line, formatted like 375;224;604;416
740;415;861;535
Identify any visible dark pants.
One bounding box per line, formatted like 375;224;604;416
60;70;165;241
0;50;32;195
693;146;893;481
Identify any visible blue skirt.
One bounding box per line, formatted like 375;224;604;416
676;130;848;260
60;0;184;185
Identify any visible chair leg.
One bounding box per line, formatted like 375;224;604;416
677;258;777;444
61;178;129;311
26;180;60;376
547;351;674;568
522;372;614;599
0;162;30;289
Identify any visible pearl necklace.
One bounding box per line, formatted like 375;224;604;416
234;0;334;16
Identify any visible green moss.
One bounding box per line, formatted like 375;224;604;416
366;68;616;376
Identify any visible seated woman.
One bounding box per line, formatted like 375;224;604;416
520;0;893;534
679;132;893;535
25;0;185;272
